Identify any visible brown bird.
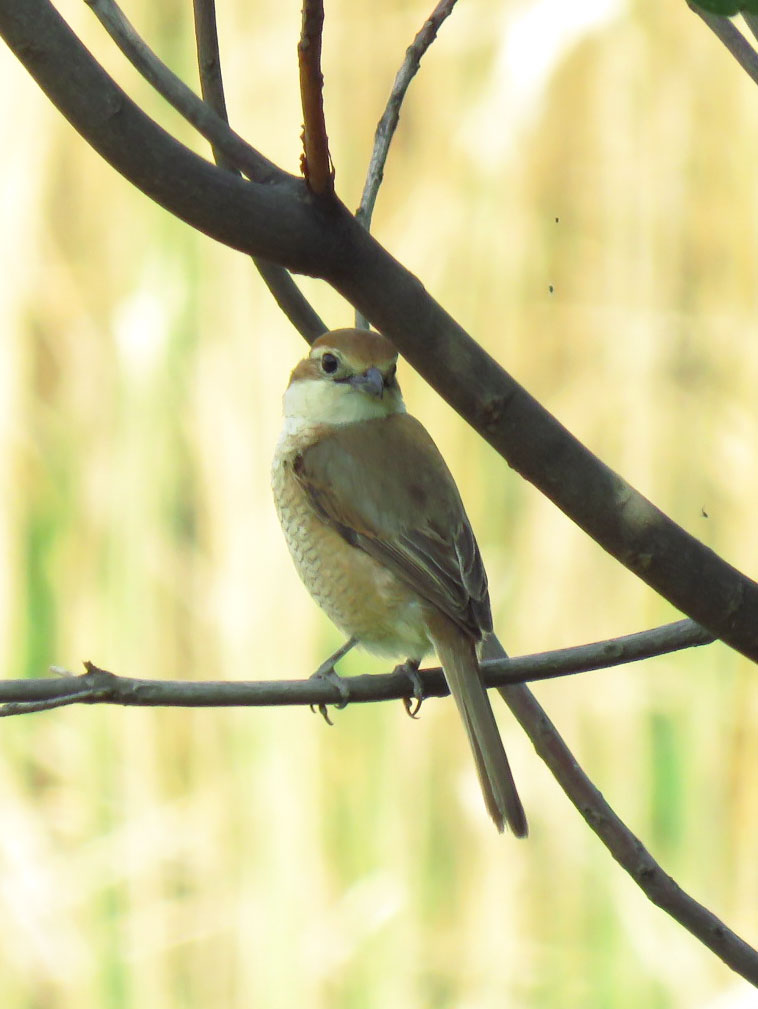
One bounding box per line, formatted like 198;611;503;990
271;328;527;836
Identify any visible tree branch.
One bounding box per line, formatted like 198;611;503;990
490;665;758;984
0;618;714;714
356;0;458;235
83;0;282;183
744;11;758;42
191;0;326;341
687;2;758;85
1;0;757;661
298;0;333;195
6;624;755;980
355;0;459;329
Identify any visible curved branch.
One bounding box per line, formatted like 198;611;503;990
84;0;282;183
1;0;757;662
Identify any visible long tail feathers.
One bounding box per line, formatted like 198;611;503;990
428;618;527;837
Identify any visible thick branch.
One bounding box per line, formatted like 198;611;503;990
298;0;333;195
1;0;757;661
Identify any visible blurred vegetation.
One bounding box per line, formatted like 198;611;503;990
0;0;756;1006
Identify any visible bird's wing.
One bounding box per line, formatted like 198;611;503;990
293;414;492;637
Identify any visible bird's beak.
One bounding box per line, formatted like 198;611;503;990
348;366;385;399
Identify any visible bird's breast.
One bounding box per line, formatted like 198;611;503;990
271;441;431;661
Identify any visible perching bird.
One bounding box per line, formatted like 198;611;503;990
271;328;527;836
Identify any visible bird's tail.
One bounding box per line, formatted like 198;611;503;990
426;614;527;837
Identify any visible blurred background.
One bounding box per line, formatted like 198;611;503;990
0;0;757;1005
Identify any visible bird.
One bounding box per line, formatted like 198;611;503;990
271;327;527;836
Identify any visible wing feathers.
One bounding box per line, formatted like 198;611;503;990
293;415;492;638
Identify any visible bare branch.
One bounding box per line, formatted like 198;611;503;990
192;0;231;137
0;618;714;715
6;625;754;979
191;0;326;341
745;12;758;43
356;0;459;234
687;3;758;86
488;617;714;685
355;0;459;329
252;259;327;343
84;0;281;182
496;674;758;984
298;0;333;195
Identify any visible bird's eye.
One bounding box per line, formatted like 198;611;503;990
321;353;339;375
386;363;397;383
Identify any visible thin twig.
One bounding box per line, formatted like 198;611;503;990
192;0;230;142
252;260;327;343
191;0;326;341
357;0;458;232
298;0;333;195
84;0;281;182
355;0;459;329
743;11;758;44
0;619;714;715
687;2;758;86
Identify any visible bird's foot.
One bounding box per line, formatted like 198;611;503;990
395;659;424;718
307;637;356;724
309;659;351;725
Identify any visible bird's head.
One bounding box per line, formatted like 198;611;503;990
284;328;406;426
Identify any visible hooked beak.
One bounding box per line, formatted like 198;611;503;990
348;366;385;399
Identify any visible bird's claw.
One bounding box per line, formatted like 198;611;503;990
309;663;351;724
395;659;424;718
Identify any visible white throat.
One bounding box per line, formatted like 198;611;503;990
282;378;405;435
